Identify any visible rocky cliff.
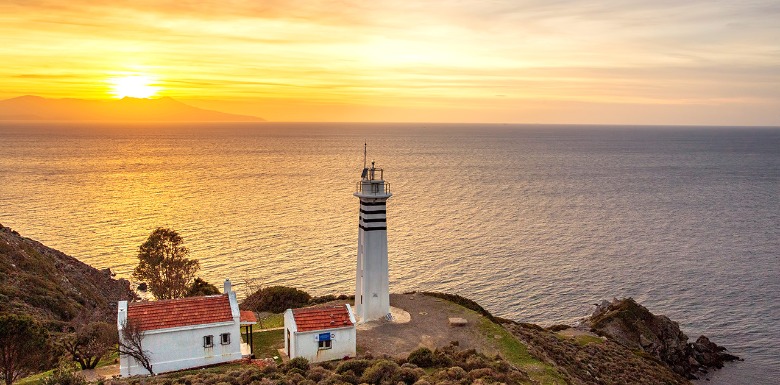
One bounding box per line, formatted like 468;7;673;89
507;323;690;385
0;224;134;328
584;298;740;379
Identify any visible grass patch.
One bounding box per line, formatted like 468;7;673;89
16;369;54;385
257;313;284;330
431;294;564;385
478;318;567;385
574;334;604;346
94;349;119;369
17;351;118;384
250;329;285;361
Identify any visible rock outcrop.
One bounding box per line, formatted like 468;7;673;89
508;323;690;385
584;298;740;379
0;224;135;328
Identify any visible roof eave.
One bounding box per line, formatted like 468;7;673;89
140;320;235;334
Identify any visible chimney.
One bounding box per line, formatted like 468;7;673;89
224;279;232;294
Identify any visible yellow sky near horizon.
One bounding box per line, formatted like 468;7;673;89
1;1;779;124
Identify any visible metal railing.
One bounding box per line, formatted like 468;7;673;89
355;181;390;195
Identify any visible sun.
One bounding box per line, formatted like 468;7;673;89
109;75;161;99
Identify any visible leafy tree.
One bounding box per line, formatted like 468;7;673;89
0;314;49;385
117;320;153;376
132;227;199;299
61;322;117;370
185;277;220;297
240;286;311;313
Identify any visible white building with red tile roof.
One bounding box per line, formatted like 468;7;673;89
284;304;356;363
117;279;246;377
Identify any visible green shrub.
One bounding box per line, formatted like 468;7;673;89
241;286;312;313
318;361;337;371
285;357;310;373
407;347;435;368
41;365;88;385
462;355;490;371
335;359;372;376
261;363;279;375
436;366;467;381
432;349;454;367
286;373;306;385
306;366;330;382
394;367;424;385
468;368;495;381
360;360;399;384
333;371;359;385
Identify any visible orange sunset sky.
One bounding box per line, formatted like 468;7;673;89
1;1;778;124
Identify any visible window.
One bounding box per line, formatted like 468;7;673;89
203;335;214;348
317;332;332;350
220;333;230;345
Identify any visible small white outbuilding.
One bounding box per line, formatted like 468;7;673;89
284;304;356;363
117;280;251;377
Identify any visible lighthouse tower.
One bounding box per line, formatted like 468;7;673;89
354;153;392;323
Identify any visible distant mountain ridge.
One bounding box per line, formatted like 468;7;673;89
0;95;264;122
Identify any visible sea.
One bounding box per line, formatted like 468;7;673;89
0;123;777;384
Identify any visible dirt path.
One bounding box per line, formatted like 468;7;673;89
356;293;498;358
81;364;119;381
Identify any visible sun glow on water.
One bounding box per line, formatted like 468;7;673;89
109;75;160;99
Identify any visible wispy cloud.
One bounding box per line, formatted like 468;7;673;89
1;0;778;123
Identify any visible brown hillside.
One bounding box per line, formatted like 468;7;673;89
0;224;134;328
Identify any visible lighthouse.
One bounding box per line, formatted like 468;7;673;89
354;151;392;323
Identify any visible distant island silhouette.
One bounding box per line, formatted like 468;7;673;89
0;95;264;122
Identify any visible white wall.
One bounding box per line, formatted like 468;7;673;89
357;226;390;321
118;289;244;377
119;321;242;376
284;305;357;363
284;309;296;359
292;326;356;363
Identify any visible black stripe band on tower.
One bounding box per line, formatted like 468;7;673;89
359;225;387;231
361;217;386;223
360;201;386;206
360;209;386;214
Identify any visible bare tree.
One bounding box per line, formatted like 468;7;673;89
242;277;264;298
117;320;154;376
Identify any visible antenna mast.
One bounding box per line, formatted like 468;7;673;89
363;142;367;170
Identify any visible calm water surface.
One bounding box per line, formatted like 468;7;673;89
0;123;778;384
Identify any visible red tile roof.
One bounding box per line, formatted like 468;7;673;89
127;295;234;331
292;305;354;332
240;310;257;324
